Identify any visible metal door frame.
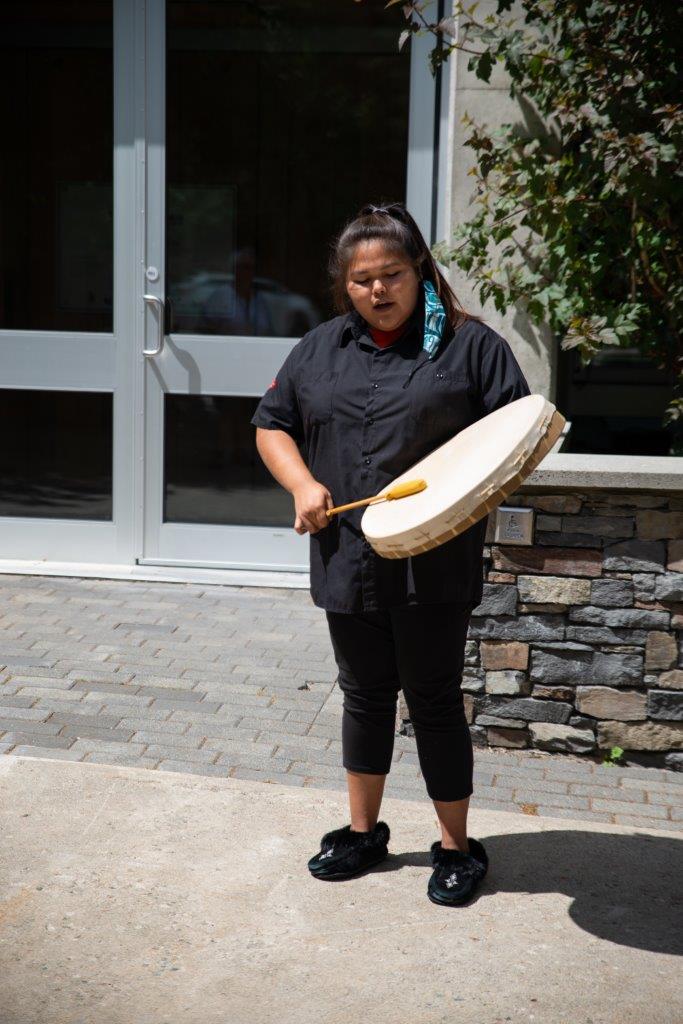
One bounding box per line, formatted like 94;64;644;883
0;0;448;573
0;0;140;565
135;0;448;573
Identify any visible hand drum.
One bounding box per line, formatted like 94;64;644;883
361;394;565;559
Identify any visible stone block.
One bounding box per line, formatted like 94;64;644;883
519;603;569;614
575;686;647;720
518;575;591;605
668;539;683;572
529;723;596;753
636;510;683;541
487;571;516;583
597;719;683;751
531;684;575;701
590;578;634;608
463;693;475;724
530;647;642;687
598;494;669;509
475;714;526;728
485;670;530;695
560;515;634;539
569;714;595;730
536;514;562;531
461;667;485;694
472;583;518;617
530;647;587;685
464;640;479;666
513;494;582;514
602;539;666;573
474;696;572;724
486;726;528;748
592;651;644;685
647;690;683;721
632;573;656;600
492;545;602;577
569;606;670;629
645;631;678;671
469;725;487;746
654;573;683;603
657;669;683;690
536;532;608;549
480;640;529;670
467;615;565;642
529;641;592;651
565;625;648;646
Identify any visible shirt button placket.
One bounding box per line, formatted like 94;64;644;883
361;351;379;609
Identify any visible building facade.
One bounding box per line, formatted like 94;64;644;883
0;0;677;585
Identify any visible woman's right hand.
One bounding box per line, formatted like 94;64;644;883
293;480;334;535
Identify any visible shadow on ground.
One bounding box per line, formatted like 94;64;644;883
367;829;682;956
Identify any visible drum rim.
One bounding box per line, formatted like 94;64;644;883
362;398;565;556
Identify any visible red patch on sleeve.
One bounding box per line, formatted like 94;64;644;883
268;378;277;389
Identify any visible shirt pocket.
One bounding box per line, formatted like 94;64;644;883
297;370;338;426
408;368;473;437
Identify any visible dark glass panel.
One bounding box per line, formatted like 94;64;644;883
0;390;113;519
556;346;679;455
166;0;410;336
0;2;113;332
164;395;294;526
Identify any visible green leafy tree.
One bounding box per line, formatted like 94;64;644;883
386;0;682;432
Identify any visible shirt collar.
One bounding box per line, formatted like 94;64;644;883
340;302;423;350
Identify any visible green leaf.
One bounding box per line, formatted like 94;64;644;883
394;0;683;420
475;50;494;83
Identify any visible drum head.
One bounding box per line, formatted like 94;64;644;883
361;394;565;558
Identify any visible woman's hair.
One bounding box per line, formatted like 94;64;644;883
328;200;480;331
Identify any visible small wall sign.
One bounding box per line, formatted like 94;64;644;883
487;506;535;545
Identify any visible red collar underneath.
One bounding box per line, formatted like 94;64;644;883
368;323;410;348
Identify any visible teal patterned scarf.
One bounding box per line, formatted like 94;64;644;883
423;279;447;359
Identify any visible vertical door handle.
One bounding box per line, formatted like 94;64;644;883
143;294;165;356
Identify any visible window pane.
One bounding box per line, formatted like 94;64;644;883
164;395;294;526
0;390;113;519
0;2;113;332
166;0;410;336
556;347;678;455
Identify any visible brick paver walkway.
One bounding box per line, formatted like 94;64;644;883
0;574;680;831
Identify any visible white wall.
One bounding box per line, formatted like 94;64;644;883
440;2;556;400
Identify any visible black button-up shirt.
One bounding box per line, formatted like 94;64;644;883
251;296;531;613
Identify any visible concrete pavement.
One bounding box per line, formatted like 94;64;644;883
1;754;681;1024
0;573;681;830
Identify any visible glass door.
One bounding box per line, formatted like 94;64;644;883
138;0;417;571
0;1;120;562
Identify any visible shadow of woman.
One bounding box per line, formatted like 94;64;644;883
381;828;683;956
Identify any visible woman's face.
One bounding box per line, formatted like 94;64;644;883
345;239;420;332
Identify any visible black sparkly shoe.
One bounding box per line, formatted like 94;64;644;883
308;821;391;880
427;837;488;906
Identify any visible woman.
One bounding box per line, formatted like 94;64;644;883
250;202;530;907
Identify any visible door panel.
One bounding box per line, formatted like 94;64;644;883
141;0;413;570
0;0;430;573
0;0;119;562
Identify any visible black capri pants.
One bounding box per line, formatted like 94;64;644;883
325;601;476;802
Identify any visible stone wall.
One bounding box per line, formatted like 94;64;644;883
463;488;683;770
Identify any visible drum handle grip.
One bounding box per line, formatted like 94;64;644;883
326;478;427;518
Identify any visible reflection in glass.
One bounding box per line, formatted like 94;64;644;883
0;390;113;519
0;2;113;332
556;346;678;455
164;395;294;526
166;1;410;337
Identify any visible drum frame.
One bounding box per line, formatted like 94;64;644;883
365;406;566;559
